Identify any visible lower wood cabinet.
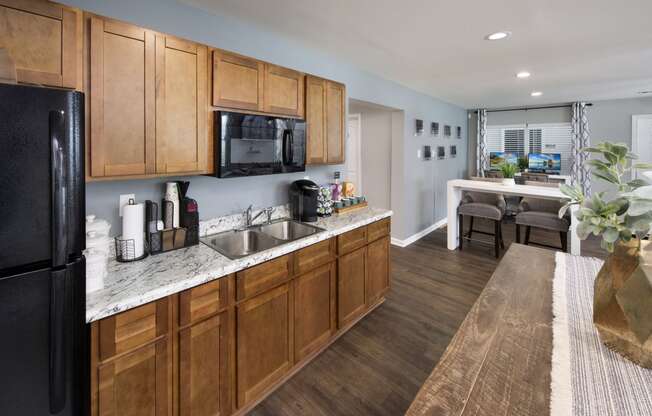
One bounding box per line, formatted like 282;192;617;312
178;312;230;416
367;236;390;306
337;246;367;328
90;220;391;416
294;262;336;362
236;282;294;408
97;339;170;416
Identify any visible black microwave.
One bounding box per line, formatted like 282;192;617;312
214;111;306;178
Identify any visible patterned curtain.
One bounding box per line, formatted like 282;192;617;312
476;109;488;176
570;102;591;195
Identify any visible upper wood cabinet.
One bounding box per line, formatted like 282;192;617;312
155;35;208;174
305;75;346;165
212;49;264;111
263;64;304;117
89;17;155;177
0;0;81;89
236;283;294;408
88;16;210;179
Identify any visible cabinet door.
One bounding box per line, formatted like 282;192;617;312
338;246;366;328
178;312;230;416
236;283;293;408
97;339;170;416
305;76;327;165
367;236;390;306
263;64;304;117
213;49;263;111
325;81;345;164
0;0;80;88
155;35;208;174
294;262;336;362
89;17;155;177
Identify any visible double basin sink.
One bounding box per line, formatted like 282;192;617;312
200;219;324;259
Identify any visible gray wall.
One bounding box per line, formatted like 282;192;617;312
588;97;652;194
64;0;468;240
348;100;393;211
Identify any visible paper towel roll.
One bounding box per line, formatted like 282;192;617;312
122;201;145;259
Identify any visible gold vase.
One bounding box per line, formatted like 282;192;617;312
593;239;652;368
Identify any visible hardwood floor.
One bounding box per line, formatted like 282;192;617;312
249;221;604;416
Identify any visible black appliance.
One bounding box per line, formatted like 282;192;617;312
0;83;87;416
289;179;319;223
215;111;306;178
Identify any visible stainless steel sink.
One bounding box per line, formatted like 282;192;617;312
201;219;324;259
257;220;322;241
200;229;283;259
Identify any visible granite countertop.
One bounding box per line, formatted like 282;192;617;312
86;207;393;323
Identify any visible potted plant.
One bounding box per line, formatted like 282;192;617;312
559;141;652;368
499;162;518;186
518;156;529;172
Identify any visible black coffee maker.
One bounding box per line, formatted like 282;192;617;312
289;179;319;222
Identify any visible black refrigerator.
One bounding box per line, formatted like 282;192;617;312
0;83;87;415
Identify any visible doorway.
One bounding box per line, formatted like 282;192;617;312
632;114;652;179
346;113;362;194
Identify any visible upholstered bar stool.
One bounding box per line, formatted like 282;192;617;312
458;187;506;258
515;181;570;252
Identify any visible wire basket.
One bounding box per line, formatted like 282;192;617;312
114;236;149;262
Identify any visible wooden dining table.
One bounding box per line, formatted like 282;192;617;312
406;243;556;416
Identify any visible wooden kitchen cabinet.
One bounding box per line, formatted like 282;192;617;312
305;76;346;165
337;246;367;328
88;16;210;179
178;312;230;416
236;282;294;408
155;35;208;174
263;64;304;117
97;339;171;416
0;0;81;89
212;49;264;111
294;262;336;362
366;236;390;306
88;17;156;177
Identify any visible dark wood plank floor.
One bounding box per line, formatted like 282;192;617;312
250;221;604;416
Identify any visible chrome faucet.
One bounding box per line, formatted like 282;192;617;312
244;205;275;228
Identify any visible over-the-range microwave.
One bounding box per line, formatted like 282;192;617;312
213;110;306;178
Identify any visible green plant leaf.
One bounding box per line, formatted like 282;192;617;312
633;185;652;199
592;170;620;184
634;163;652;169
576;221;593;239
628;198;652;216
627;179;648;189
604;198;629;216
603;227;619;243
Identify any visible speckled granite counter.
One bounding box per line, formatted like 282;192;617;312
86;207;392;322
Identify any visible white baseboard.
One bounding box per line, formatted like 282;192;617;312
391;218;447;247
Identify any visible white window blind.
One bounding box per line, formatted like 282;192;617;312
486;122;572;174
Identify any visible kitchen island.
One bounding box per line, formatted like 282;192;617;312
87;207;392;416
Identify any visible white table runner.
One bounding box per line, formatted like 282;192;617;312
552;252;652;416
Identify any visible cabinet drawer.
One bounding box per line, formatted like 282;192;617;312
236;255;292;301
179;275;232;326
294;238;336;275
337;226;367;255
367;218;391;243
98;298;169;361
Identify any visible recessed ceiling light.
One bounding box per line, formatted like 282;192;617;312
485;31;511;41
531;91;543;97
516;71;531;79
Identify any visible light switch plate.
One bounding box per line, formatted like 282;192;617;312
119;194;135;217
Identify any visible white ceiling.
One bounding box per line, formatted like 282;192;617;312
183;0;652;109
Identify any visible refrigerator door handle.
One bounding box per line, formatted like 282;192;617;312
50;110;68;268
49;268;67;413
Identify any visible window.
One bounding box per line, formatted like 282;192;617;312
486;123;572;174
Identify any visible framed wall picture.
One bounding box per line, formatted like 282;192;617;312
424;145;432;160
431;122;439;136
450;145;457;158
437;146;445;159
415;119;424;136
444;125;451;137
456;126;462;139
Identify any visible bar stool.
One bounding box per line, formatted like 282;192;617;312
515;181;570;252
458;190;506;258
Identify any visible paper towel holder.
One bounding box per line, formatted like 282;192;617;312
114;236;149;262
